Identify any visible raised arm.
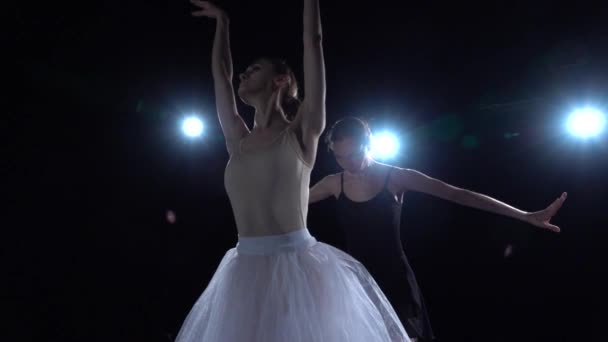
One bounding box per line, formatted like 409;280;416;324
292;0;326;158
394;168;567;232
191;1;248;149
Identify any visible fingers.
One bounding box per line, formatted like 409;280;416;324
550;192;567;214
556;192;567;205
544;223;561;233
190;0;209;8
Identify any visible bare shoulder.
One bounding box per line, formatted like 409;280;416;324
385;165;418;176
377;163;409;194
375;162;406;176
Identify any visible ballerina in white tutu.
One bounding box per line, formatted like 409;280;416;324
176;1;410;341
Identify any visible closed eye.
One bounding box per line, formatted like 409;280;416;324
243;65;260;77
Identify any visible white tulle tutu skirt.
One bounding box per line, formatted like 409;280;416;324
175;228;410;342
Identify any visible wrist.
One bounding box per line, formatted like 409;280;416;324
217;13;229;24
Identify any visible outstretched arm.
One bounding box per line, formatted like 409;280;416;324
191;1;248;149
394;168;567;232
309;175;337;204
292;0;326;161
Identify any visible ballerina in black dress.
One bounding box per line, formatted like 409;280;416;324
310;117;567;341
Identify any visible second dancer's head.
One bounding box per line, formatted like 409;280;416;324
238;58;300;121
325;117;374;173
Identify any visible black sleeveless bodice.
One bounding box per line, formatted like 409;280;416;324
335;169;435;340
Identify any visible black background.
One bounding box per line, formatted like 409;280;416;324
7;1;608;341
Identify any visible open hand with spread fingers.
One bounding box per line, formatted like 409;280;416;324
523;192;567;232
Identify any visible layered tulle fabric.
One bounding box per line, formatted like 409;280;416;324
176;229;410;342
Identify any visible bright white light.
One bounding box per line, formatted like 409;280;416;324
182;116;203;137
566;108;605;138
369;131;400;159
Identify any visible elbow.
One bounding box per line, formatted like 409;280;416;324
212;64;232;81
315;119;326;134
308;114;326;135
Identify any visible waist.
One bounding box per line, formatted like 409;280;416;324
236;228;317;255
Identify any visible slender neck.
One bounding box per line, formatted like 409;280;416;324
250;93;289;130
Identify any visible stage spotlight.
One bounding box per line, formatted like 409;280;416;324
369;131;400;160
566;108;605;138
182;116;204;138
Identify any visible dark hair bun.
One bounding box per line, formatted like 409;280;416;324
325;117;372;149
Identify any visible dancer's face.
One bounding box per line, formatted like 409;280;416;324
237;59;282;105
331;138;369;173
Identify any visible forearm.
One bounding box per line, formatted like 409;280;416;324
453;189;528;221
303;0;322;42
308;189;324;204
211;15;233;80
309;185;326;204
301;0;326;132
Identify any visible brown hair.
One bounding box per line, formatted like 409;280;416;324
325;117;372;150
